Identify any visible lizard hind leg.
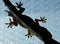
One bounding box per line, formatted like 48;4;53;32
25;29;34;38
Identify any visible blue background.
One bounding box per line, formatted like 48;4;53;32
0;0;60;44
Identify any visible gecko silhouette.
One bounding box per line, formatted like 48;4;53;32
5;1;47;38
3;0;60;44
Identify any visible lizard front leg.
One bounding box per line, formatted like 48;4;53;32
5;19;14;28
